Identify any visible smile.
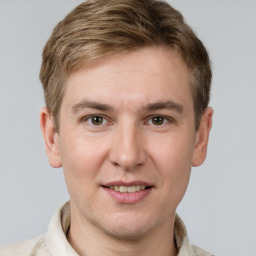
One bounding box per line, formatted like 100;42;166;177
102;181;153;203
107;185;147;193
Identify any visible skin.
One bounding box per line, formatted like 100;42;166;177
41;46;213;256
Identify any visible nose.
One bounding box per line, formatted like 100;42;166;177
109;122;146;171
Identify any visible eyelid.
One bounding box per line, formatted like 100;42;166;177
145;115;176;125
80;114;111;125
79;113;176;126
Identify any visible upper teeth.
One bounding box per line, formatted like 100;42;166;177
109;185;146;193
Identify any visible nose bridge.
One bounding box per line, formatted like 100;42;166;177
110;120;146;170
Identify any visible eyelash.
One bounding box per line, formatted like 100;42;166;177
146;115;176;126
81;114;109;126
147;116;168;126
81;114;175;127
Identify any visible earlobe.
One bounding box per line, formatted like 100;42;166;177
40;107;62;168
192;107;213;167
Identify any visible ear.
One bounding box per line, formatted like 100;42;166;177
192;107;213;167
40;107;62;168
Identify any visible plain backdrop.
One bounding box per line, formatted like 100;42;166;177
0;1;255;255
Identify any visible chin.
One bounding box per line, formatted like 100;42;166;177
99;212;154;241
104;225;150;241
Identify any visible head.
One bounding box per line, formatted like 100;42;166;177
40;0;211;132
39;0;213;248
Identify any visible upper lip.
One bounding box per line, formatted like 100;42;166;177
102;180;153;187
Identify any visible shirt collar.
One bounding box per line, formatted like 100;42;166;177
46;201;194;256
46;201;78;255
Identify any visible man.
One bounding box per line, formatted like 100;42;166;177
0;0;213;255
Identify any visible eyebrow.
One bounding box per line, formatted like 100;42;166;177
71;100;183;114
72;100;114;113
144;100;183;113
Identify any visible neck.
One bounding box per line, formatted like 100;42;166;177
67;206;177;256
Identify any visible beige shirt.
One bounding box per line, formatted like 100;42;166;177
0;202;213;256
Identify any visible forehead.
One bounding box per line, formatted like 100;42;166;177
70;46;190;81
63;47;192;112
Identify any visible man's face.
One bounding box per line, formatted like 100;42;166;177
43;47;211;240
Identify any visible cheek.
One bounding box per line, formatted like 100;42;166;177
151;132;195;169
59;137;104;209
60;132;105;170
58;133;109;197
151;133;194;199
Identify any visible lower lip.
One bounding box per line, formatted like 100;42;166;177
102;187;153;204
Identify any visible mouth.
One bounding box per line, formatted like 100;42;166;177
102;185;153;193
101;181;154;204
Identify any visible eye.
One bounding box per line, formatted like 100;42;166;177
149;116;168;126
86;115;107;126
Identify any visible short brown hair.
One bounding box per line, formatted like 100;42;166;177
40;0;211;131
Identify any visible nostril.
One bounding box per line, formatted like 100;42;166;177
109;140;147;171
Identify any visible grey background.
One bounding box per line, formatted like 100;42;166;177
0;1;256;255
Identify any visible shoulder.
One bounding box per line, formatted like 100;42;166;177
192;244;214;256
0;235;50;256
